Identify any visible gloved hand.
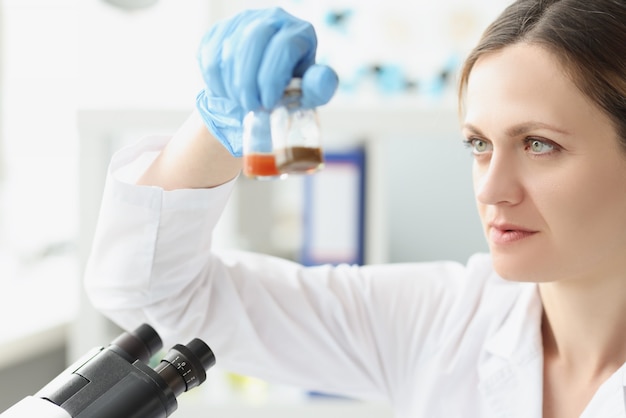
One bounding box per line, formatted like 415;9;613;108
196;7;339;157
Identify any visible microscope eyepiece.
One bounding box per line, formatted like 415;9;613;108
110;323;163;363
154;338;216;396
110;323;216;397
187;338;216;372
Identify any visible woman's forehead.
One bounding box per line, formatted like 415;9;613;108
463;43;611;135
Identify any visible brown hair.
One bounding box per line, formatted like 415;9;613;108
458;0;626;148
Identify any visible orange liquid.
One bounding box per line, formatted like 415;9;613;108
243;153;282;178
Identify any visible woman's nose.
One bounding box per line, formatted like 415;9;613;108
474;152;523;206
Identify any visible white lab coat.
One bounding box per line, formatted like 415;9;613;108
84;136;626;417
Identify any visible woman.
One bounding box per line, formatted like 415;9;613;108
84;0;626;416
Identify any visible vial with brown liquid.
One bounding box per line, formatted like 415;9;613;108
271;78;324;175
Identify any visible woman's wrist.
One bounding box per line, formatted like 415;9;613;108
137;110;242;190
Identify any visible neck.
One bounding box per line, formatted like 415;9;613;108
539;274;626;374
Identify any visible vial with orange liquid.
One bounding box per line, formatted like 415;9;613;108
242;78;324;179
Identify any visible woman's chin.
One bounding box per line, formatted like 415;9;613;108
491;254;550;283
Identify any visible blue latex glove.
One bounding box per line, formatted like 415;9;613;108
196;7;339;157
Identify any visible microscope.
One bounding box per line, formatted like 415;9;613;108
0;323;215;418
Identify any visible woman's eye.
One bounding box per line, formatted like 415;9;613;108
526;138;555;154
465;138;492;154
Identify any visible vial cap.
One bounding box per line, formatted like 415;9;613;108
285;77;302;93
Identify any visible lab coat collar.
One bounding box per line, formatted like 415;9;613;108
579;363;626;417
478;283;544;417
478;282;626;417
482;282;542;360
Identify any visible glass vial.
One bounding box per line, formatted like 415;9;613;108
271;78;324;175
242;108;285;180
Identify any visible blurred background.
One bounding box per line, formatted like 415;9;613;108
0;0;507;415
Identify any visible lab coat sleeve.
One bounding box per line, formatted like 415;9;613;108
84;135;489;404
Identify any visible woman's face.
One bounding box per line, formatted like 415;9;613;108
463;43;626;283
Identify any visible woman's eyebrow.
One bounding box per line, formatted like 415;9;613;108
462;121;571;136
462;123;483;136
506;121;571;136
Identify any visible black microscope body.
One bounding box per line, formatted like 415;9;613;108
0;324;215;418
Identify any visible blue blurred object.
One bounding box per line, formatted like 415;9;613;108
342;64;416;95
323;9;353;33
375;64;411;94
420;53;461;98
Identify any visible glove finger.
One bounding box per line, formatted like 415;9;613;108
258;15;317;109
301;64;339;108
230;9;290;112
197;22;233;98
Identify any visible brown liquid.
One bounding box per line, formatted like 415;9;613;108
275;146;324;174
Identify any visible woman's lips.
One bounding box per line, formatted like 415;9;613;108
488;224;538;245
